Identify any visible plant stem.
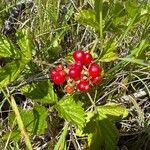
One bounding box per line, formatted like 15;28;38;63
2;88;33;150
4;118;17;150
70;125;79;150
99;0;103;56
87;92;96;111
90;38;98;54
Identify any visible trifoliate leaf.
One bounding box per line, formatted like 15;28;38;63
83;103;128;149
98;113;119;150
76;112;94;137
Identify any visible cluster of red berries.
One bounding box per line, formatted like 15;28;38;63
49;50;103;93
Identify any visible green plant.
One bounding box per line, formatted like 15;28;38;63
0;28;128;150
0;0;149;149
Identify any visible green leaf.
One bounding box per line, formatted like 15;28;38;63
75;10;99;31
99;52;118;62
118;57;150;67
0;35;17;58
76;112;94;137
97;103;128;120
54;123;69;150
94;0;101;23
129;39;149;58
21;80;57;104
84;113;119;150
112;2;126;18
98;114;119;150
56;95;86;128
83;103;127;149
3;130;21;142
0;60;26;88
0;29;33;88
8;105;48;135
125;1;140;18
99;38;118;62
32;105;48;135
85;114;103;150
146;51;150;58
16;29;33;60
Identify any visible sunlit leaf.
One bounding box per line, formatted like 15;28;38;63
97;103;128;120
125;1;140;18
16;29;33;60
99;52;118;62
99;38;118;62
56;95;86;128
0;60;26;88
0;29;33;88
83;103;128;149
0;35;18;58
75;9;99;31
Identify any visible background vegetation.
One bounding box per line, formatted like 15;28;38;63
0;0;150;149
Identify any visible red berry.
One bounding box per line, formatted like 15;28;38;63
69;61;83;70
52;74;66;85
73;50;85;63
57;70;67;77
77;80;91;92
88;63;102;78
83;52;93;65
49;65;66;85
49;69;57;79
55;64;63;71
91;76;103;85
50;65;66;79
69;68;81;80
